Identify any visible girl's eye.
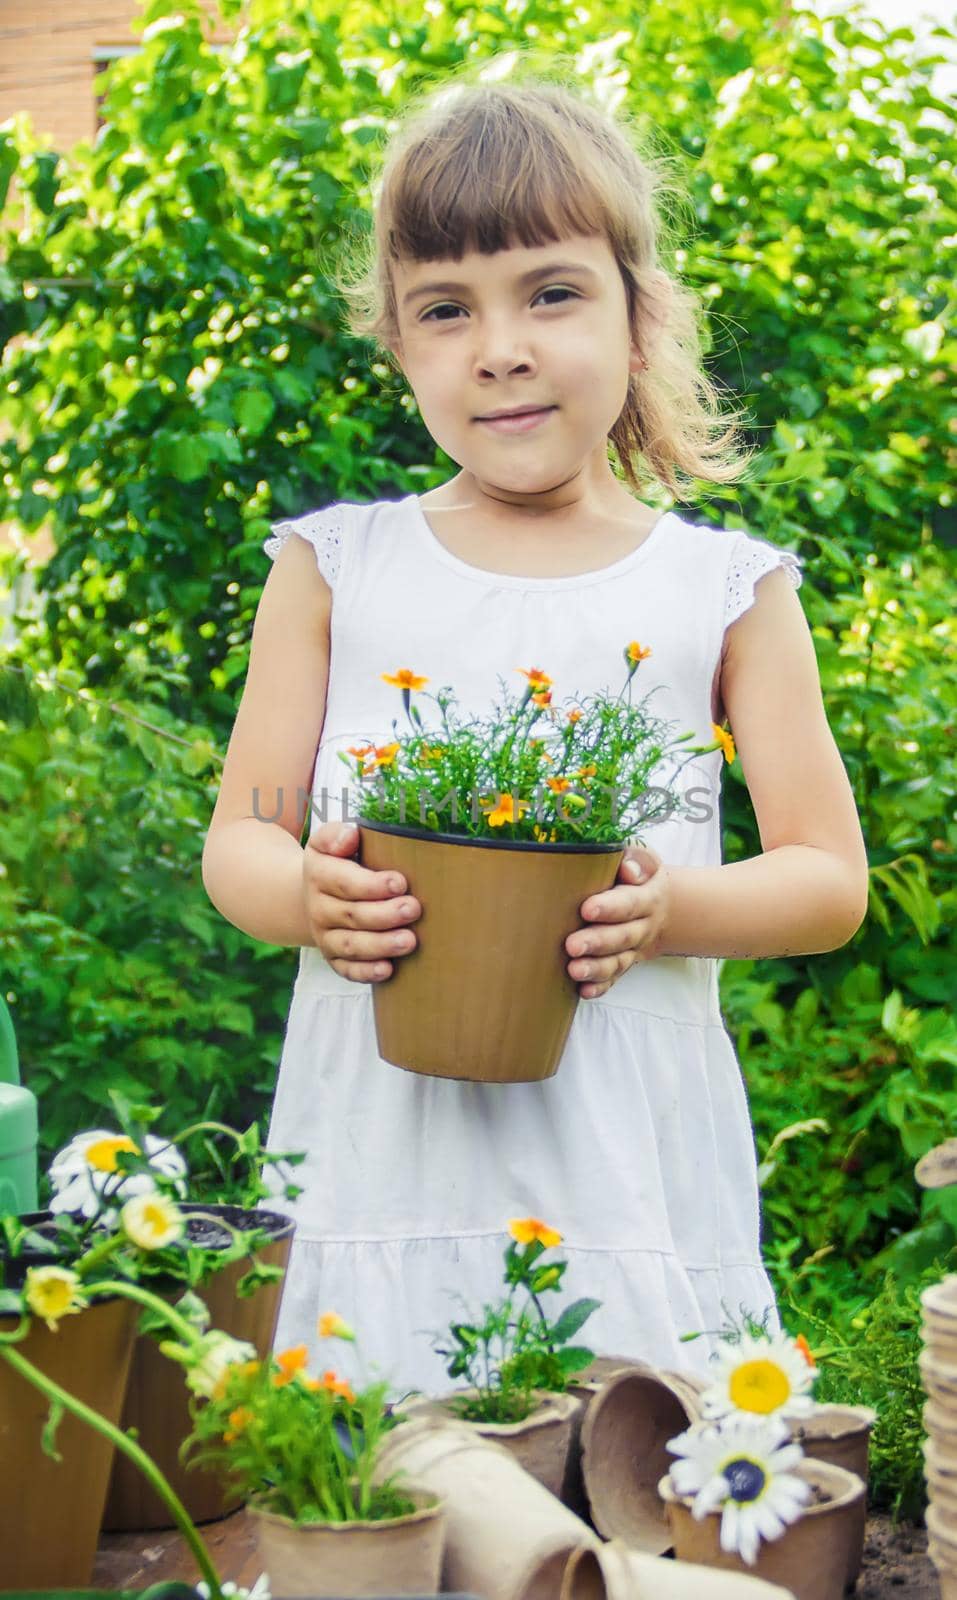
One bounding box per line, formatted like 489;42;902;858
420;286;577;322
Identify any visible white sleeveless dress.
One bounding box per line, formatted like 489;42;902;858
260;493;803;1396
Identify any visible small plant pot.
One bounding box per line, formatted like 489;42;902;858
405;1388;579;1498
560;1355;654;1517
578;1365;703;1552
790;1403;875;1586
247;1487;445;1598
560;1538;798;1600
659;1457;866;1600
102;1204;295;1530
0;1294;138;1587
358;820;625;1082
374;1411;600;1600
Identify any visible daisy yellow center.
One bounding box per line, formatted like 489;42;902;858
86;1135;139;1173
728;1358;791;1414
139;1199;172;1239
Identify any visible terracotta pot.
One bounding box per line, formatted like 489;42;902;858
248;1487;445;1598
102;1203;295;1530
578;1365;703;1552
659;1457;865;1600
560;1539;799;1600
790;1403;875;1585
0;1295;138;1587
373;1410;600;1600
561;1356;655;1517
358;820;625;1082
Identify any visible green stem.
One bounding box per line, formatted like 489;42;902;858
0;1341;224;1599
87;1278;201;1346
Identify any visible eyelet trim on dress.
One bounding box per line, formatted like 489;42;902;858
263;505;343;589
724;538;803;631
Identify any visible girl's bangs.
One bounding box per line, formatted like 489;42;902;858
385;124;611;265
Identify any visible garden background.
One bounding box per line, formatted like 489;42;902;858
0;0;954;1524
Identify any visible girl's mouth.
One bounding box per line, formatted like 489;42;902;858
477;408;556;434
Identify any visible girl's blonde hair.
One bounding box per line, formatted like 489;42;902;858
331;55;757;499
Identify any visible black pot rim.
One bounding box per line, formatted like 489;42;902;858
357;818;625;853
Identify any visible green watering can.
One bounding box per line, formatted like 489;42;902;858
0;993;38;1213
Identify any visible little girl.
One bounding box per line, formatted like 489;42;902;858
202;70;869;1395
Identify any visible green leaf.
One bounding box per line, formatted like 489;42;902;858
548;1297;602;1346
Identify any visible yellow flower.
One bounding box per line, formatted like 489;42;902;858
381;669;429;691
318;1311;356;1342
480;793;530;828
712;722;736;764
532;825;559;843
567;709;583;724
625;641;653;668
85;1134;139;1173
371;741;401;769
320;1368;356;1404
24;1265;86;1331
508;1217;563;1249
121;1192;184;1250
545;776;572;794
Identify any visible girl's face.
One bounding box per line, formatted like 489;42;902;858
387;231;645;510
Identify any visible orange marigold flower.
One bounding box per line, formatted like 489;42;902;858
508;1217;562;1249
318;1312;355;1342
381;669;429;691
347;743;376;758
546;776;572;794
224;1405;255;1442
318;1369;357;1403
531;690;553;707
795;1333;817;1369
712;723;736;764
567;709;583;724
516;667;553;690
625;641;652;667
577;765;597;779
272;1345;309;1387
372;741;401;769
480;793;530;828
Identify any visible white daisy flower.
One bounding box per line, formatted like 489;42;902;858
48;1129;188;1219
183;1330;259;1399
666;1412;811;1566
699;1329;817;1422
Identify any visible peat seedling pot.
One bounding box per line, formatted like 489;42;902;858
0;1293;138;1588
247;1487;446;1599
373;1411;600;1600
358;821;625;1083
659;1457;865;1600
578;1365;704;1552
102;1203;295;1531
404;1388;579;1498
560;1539;799;1599
791;1403;875;1587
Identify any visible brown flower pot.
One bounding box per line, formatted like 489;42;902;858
560;1538;798;1599
248;1487;445;1598
373;1411;600;1600
0;1294;138;1587
418;1388;579;1497
578;1365;704;1551
358;821;625;1082
659;1457;865;1600
101;1204;295;1530
790;1403;875;1586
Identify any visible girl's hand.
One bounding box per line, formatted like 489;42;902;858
565;844;669;999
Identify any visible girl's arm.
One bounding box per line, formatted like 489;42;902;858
201;531;331;947
654;564;869;959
